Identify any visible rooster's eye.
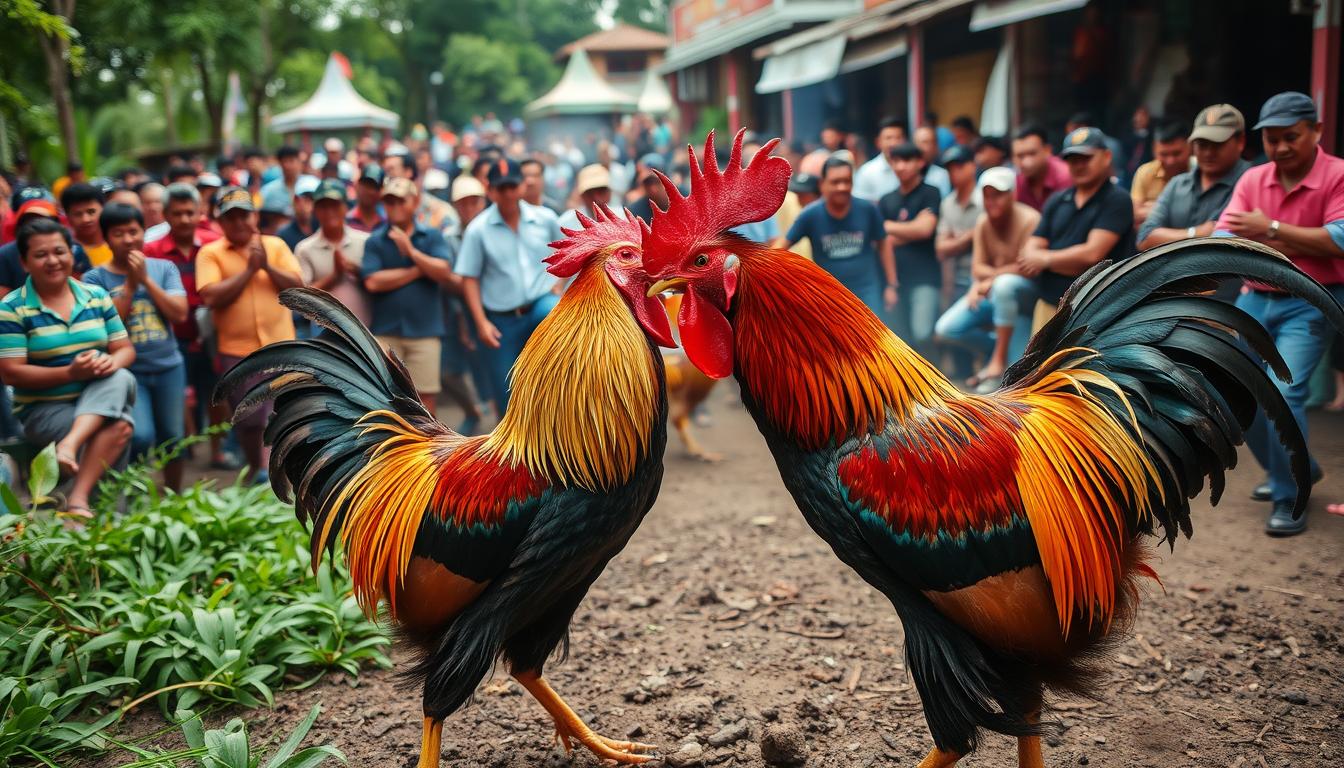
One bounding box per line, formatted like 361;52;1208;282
694;254;709;267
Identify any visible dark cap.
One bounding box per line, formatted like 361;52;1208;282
788;172;819;195
1252;91;1318;130
940;144;974;165
313;178;348;204
358;164;385;187
486;158;523;187
1189;104;1246;143
215;186;255;215
1059;126;1110;157
887;142;923;161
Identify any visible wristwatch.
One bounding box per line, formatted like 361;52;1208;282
1186;226;1197;238
1267;220;1281;239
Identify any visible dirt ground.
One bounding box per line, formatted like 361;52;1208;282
91;393;1344;768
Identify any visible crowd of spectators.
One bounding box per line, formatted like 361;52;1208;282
0;94;1340;534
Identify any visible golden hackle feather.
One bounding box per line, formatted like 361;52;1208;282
483;264;660;491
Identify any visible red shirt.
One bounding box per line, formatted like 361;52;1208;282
1217;146;1344;286
143;226;221;346
1016;155;1073;212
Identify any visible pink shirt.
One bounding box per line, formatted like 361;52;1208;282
1016;155;1073;212
1218;146;1344;286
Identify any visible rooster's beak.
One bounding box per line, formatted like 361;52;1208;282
647;277;687;297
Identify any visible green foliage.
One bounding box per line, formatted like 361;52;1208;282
0;447;390;765
168;703;344;768
439;34;557;124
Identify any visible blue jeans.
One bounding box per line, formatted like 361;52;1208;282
131;364;187;459
934;273;1038;363
889;282;941;358
482;293;560;415
1235;288;1337;502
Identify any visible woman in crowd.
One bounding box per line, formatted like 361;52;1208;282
83;204;189;490
0;218;136;520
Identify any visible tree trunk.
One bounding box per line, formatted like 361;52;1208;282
39;0;78;165
196;56;224;149
250;1;273;147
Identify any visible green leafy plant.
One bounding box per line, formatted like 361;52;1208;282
0;437;390;765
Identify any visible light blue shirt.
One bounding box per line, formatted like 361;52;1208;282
854;155;952;201
454;201;561;312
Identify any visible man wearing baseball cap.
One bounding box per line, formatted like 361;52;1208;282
1216;91;1344;535
348;164;387;233
361;176;456;413
295;178;370;325
933;167;1040;392
0;194;93;295
1137;104;1250;260
454;157;563;414
1019;126;1134;312
196;186;304;484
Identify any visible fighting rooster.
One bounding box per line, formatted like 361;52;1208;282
217;206;673;767
638;131;1344;767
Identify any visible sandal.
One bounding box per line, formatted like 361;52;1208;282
58;504;93;530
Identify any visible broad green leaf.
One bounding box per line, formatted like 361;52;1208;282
28;443;59;500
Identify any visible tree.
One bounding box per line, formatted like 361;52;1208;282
5;0;80;164
610;0;669;33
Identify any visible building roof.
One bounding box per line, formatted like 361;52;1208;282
636;69;674;115
270;53;399;134
558;22;669;61
527;48;637;118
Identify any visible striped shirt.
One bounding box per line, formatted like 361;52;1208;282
0;277;128;412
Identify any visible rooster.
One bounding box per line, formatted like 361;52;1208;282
217;206;673;767
637;131;1344;767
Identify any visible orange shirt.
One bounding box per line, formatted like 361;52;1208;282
196;235;300;357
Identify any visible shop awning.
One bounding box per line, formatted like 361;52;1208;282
968;0;1089;31
755;36;846;94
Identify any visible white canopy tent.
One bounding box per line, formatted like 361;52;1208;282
270;54;399;135
526;49;636;118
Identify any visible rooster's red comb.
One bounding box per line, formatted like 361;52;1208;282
545;204;648;278
642;129;792;271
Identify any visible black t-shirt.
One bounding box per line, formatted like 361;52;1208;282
878;182;942;287
1033;181;1135;304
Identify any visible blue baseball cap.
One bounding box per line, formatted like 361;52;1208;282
1252;91;1318;130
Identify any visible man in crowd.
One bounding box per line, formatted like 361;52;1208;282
934;167;1041;391
384;150;457;235
773;173;818;260
1138;104;1250;255
0;194;92;295
454;159;563;415
320;137;347;181
973;136;1010;172
1019;127;1134;314
880;143;942;356
363;177;457;413
347;164;386;232
260;145;303;207
60;182;112;267
139;183;168;242
853;117;908;204
449;175;488;239
1130;121;1193;223
296;178;370;325
627;156;669;223
1012;123;1073;212
950;116;979;148
913;125;952;197
520;158;561;212
142;183;232;469
934;145;981;375
1217;91;1344;535
779;157;892;316
241;147;267;200
560;164;623;230
196;187;304;483
441;174;490;433
277;176;319;251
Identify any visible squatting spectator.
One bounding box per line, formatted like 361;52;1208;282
0;219;136;521
880;144;942;357
60;182;112;267
83;204;188;491
1019;127;1133;314
197;187;303;483
780;157;893;316
0;195;91;295
455;159;562;415
295;179;370;324
935;145;981;376
1130;121;1193;224
1012;123;1072;212
363;177;456;412
935;167;1041;390
1218;91;1344;536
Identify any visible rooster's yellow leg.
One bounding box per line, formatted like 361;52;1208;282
916;746;961;768
513;671;657;762
1018;710;1044;768
416;716;443;768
